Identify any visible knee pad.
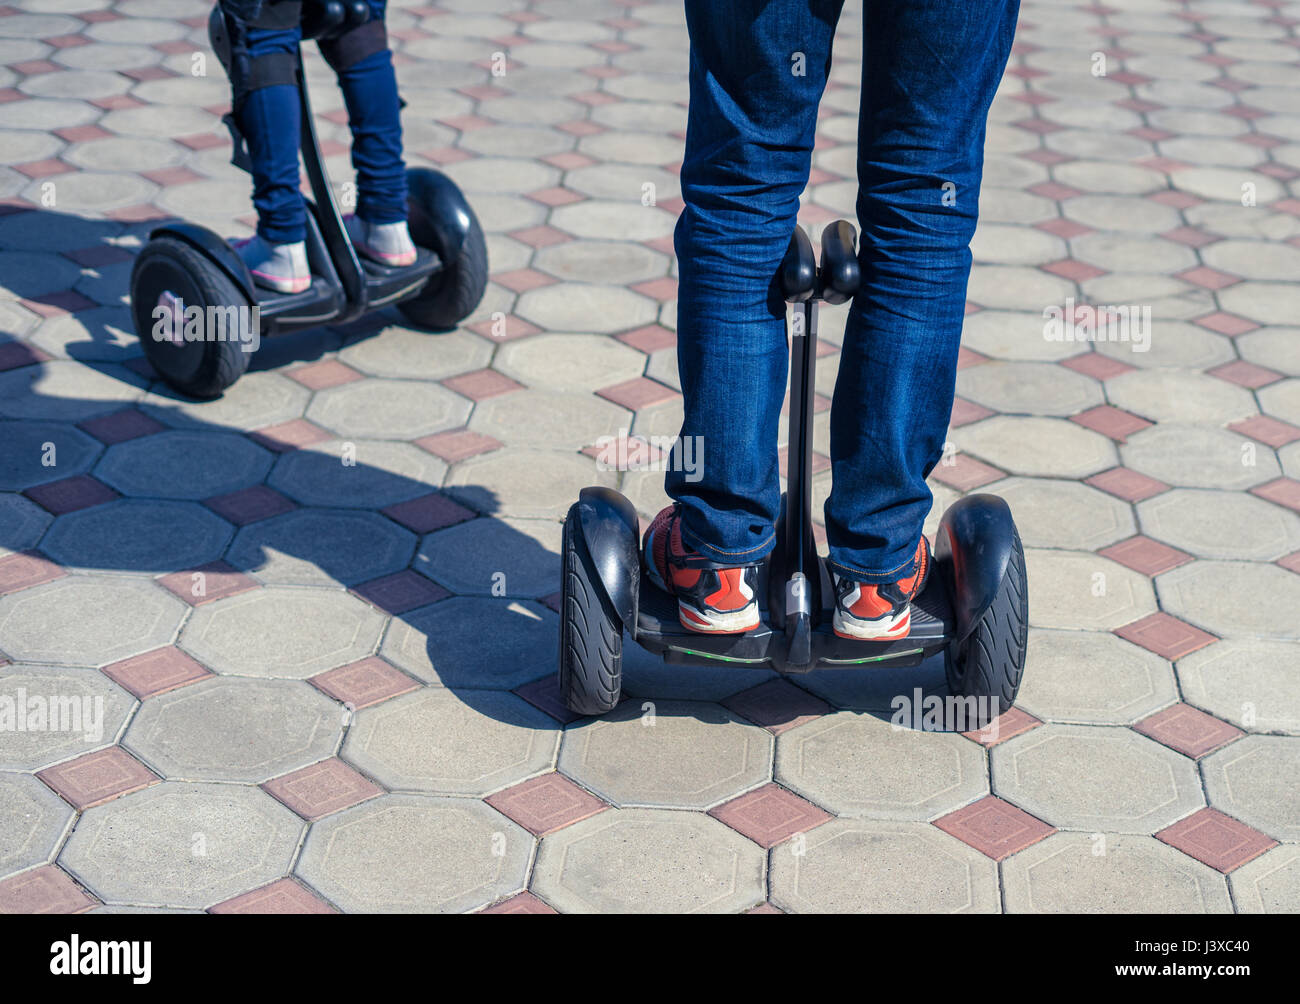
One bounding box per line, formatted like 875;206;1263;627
318;17;388;72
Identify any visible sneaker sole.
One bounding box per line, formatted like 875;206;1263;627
679;600;760;634
833;607;911;641
249;270;310;294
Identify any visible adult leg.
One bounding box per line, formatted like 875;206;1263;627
825;0;1020;583
668;0;844;565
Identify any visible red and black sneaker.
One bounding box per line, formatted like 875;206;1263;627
644;504;761;634
832;536;931;641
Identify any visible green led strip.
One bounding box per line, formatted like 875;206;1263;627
671;646;925;666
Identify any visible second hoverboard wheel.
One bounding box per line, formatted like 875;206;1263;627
398;182;489;330
942;523;1028;726
557;502;624;716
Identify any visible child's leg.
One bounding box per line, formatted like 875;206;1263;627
824;0;1018;584
667;0;842;566
318;0;408;226
225;0;307;246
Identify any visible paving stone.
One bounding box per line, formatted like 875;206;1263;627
36;747;159;811
180;586;386;679
1219;281;1300;328
267;439;448;509
484;772;608;837
40;498;233;575
1258;378;1300;428
1024;549;1158;631
141;371;311;434
261;758;381;821
1134;704;1243;760
0;865;97;914
559;699;772;810
443;447;615;520
515;281;659;334
955;360;1103;417
991;724;1204;834
226;508;416;587
533;240;668;287
951;416;1117;478
1015;629;1178;726
208;877;337;914
343;688;559;796
95;430;272;501
532;807;765;914
1138;488;1300;561
494;332;648;392
468;387;629;452
1230;845;1300;913
296;793;532;913
124;676;342;784
769;819;999;914
1202;736;1300;842
0;773;74;878
775;712;987;820
414;514;558;597
0;576;184;668
305;378;471;442
101;647;211;700
1108;369;1258;426
0;492;53;558
986;476;1135;551
1121;424;1278;491
1002;832;1232;913
59;781;303;910
0;361;147;423
380;596;554;689
336;327;491;380
1178;639;1300;736
1237;326;1300;377
1158;560;1300;641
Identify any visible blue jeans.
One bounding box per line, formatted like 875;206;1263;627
665;0;1018;583
230;0;407;245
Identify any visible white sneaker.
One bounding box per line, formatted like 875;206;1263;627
345;214;417;267
232;235;309;294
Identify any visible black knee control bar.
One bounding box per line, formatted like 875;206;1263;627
318;18;387;71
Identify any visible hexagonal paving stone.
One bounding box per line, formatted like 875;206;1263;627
532;807;765;914
960;309;1085;362
1024;549;1158;631
59;782;303;910
0;492;53;558
1178;640;1300;736
1002;832;1231;913
769;819;999;914
0;421;102;492
991;725;1204;834
494;333;648;392
468;388;629;452
305;379;471;442
343;688;559;796
956;361;1103;417
1016;629;1178;726
41;499;234;576
951;416;1117;478
1230;845;1300;914
1095;320;1233;371
1121;424;1279;491
1258;378;1300;427
1138;489;1300;561
443;448;616;520
533;241;668;287
268;439;447;509
775;712;987;820
296;793;532;913
0;663;136;772
141;371;311;434
380;596;554;689
0;576;185;668
125;677;342;784
1237;327;1300;378
515;282;659;334
0;772;74;878
226;508;416;587
95;430;273;501
1107;370;1258;426
1202;736;1300;842
413;515;558;598
180;586;386;679
337;328;491;381
987;477;1135;551
1158;561;1300;641
560;700;772;810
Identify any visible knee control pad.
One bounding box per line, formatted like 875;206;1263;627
318;17;387;72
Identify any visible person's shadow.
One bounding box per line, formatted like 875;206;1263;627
0;206;956;732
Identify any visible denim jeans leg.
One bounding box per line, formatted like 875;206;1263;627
330;0;408;224
824;0;1020;582
668;0;844;566
239;21;306;245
